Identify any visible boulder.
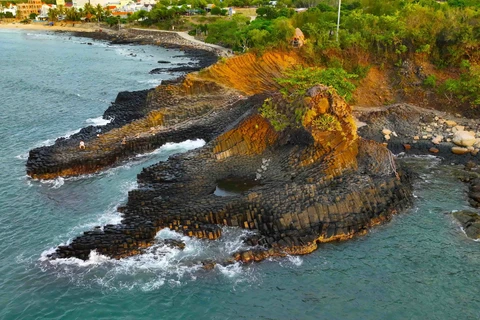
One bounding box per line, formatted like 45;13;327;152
452;211;480;240
451;146;470;155
382;128;392;135
453;131;476;147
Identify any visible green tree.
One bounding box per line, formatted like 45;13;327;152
210;6;222;15
47;8;58;21
29;12;37;19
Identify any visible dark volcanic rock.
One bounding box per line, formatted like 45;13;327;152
453;210;480;240
47;86;412;263
149;65;201;74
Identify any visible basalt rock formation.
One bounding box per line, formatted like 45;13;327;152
29;50;412;263
48;84;411;262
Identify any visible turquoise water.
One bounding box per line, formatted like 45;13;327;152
1;29;479;320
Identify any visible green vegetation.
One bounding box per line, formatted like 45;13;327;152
199;0;480;109
441;63;480;107
259;98;291;131
276;66;357;102
260;65;356;131
312;114;342;131
45;3;111;22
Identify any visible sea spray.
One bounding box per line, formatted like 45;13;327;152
39;226;259;291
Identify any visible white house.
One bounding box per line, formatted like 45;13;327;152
2;4;18;17
37;4;56;20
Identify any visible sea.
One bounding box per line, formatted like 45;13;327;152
0;29;479;320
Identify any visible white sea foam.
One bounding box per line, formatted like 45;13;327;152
136;139;206;158
34;128;81;147
15;153;28;160
216;262;247;279
286;255;303;266
85;116;113;126
40;226;258;291
38;177;65;189
137;79;163;86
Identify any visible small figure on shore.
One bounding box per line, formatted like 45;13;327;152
79;141;85;149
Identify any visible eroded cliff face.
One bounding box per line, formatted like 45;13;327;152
186;51;303;95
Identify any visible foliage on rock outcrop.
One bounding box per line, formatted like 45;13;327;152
259;65;356;132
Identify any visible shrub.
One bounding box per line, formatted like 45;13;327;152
210;7;222;15
276;66;358;102
259;98;290;131
311;114;342;131
423;75;437;88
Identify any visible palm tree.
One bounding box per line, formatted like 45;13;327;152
95;4;104;22
48;7;59;21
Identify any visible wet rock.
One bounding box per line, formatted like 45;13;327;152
202;260;216;270
452;211;480;240
164;239;186;250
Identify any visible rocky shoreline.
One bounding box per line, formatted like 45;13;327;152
356;103;480;165
28;32;477;265
27;29;220;179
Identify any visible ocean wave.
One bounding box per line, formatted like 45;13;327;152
136;139;206;158
85;116;113;126
137;79;163;86
39;226;258;291
15;153;29;160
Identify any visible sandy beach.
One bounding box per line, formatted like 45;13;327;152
0;21;100;32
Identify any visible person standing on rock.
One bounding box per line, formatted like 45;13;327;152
79;141;85;150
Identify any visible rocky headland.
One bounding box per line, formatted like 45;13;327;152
28;42;416;264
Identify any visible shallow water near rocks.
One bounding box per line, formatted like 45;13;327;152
1;30;480;319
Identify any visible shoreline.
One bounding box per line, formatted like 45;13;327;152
0;21;99;33
0;22;231;56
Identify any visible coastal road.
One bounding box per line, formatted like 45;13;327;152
130;28;232;57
